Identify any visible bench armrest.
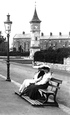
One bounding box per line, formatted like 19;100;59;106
39;89;54;94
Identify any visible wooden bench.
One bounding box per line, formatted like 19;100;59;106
38;78;62;106
15;77;62;107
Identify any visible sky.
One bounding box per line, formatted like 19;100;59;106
1;0;70;47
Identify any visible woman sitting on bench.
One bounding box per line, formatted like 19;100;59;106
19;64;52;100
19;65;45;93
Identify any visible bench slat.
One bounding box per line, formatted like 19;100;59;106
49;84;60;89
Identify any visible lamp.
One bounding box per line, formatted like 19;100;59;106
4;14;12;81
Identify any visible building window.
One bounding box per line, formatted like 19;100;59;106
35;37;37;41
24;42;26;51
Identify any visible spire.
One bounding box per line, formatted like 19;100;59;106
30;7;41;23
35;1;36;8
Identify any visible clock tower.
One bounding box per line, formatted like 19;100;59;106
30;7;41;59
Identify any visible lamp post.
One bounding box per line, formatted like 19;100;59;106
4;14;12;81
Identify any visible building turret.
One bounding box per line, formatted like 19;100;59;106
30;7;41;59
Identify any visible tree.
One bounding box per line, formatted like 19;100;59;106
0;31;6;44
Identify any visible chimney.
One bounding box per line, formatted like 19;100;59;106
0;31;1;35
41;32;44;36
50;32;52;36
23;31;25;34
59;32;62;36
69;32;70;36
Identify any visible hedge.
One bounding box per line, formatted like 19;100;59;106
0;51;30;56
34;47;70;64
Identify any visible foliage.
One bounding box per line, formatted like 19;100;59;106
0;36;6;44
34;47;70;64
0;51;30;56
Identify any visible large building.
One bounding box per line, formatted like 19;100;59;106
13;7;70;58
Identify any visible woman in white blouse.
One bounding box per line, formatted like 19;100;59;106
19;66;45;93
19;64;52;100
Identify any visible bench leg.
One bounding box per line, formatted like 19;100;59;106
43;94;50;104
53;96;58;106
43;94;58;106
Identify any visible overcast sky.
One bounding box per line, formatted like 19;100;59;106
0;0;70;47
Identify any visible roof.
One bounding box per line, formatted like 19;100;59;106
13;34;31;39
13;33;70;40
40;35;70;40
30;8;41;23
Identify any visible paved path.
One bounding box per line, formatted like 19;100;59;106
0;74;70;115
0;60;70;115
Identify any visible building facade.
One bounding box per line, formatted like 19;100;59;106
13;32;31;52
40;32;70;50
13;7;70;57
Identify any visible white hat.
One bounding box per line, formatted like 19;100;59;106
33;64;50;69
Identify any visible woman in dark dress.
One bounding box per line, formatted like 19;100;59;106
22;65;52;100
19;67;45;94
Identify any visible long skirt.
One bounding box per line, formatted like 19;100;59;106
23;82;49;100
